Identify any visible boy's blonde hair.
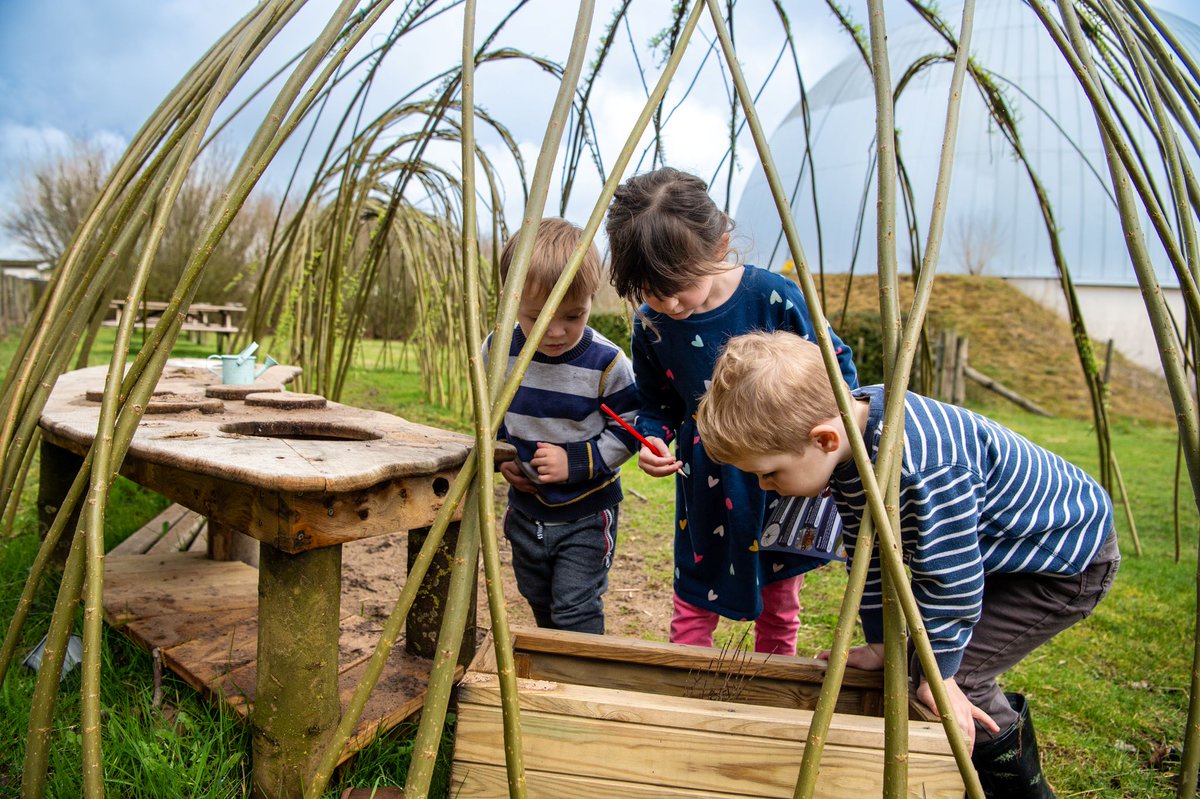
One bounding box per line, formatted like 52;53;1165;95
499;218;601;305
697;331;844;464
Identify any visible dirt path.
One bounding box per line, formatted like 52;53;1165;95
339;487;675;646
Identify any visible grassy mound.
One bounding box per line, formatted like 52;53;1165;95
816;273;1174;424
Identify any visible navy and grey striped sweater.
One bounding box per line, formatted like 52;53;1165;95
829;386;1113;679
485;325;639;523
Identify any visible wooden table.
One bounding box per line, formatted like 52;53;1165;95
104;300;246;351
38;360;503;798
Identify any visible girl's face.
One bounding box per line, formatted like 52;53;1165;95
517;292;591;357
643;274;716;321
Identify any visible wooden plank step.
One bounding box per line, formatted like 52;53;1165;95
208;620;448;765
109;503;191;556
122;605;257;652
452;764;747;799
145;511;206;555
103;551;258;626
188;526;208;553
453;674;962;798
102;542;443;768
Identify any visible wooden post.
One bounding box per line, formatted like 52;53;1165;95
952;336;968;405
1103;339;1114;385
207;519;260;567
252;543;342;799
37;439;84;567
936;330;952;401
406;520;477;667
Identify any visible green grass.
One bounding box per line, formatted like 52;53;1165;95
0;328;1196;797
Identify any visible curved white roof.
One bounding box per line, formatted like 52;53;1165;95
735;2;1200;287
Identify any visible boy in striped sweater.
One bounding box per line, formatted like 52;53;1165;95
696;331;1119;798
485;218;640;635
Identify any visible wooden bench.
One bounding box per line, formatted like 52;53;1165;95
109;503;209;556
103;300;244;351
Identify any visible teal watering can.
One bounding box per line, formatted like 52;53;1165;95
208;342;278;385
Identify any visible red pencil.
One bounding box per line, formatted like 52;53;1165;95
600;403;669;457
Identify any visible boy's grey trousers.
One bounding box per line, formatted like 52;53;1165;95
938;528;1121;742
503;504;618;635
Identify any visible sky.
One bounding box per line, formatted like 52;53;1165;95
0;0;1194;260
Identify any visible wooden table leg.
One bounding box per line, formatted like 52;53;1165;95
252;542;342;799
207;518;260;567
37;438;83;567
406;520;477;666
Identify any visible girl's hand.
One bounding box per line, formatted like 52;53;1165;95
637;436;682;477
499;460;537;493
817;642;885;671
917;676;1000;754
531;442;569;483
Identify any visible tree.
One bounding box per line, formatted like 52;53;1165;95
2;139;110;264
1;138;278;305
949;212;1003;276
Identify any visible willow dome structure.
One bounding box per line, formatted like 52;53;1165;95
734;1;1200;371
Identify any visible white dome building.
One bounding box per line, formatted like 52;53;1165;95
734;1;1200;372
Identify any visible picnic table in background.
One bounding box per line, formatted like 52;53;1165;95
104;299;245;351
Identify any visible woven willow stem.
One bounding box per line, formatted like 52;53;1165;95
483;1;600;404
863;1;909;793
21;529;86;799
79;14;279;795
409;3;520;795
702;1;983;796
304;453;479;799
405;494;483;798
487;0;705;445
1101;0;1199;278
0;5;260;471
1033;2;1200;333
1045;1;1200;794
0;448;93;688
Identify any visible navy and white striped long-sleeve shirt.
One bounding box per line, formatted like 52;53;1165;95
828;386;1113;679
485;325;639;523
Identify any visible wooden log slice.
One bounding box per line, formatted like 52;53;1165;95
145;397;225;415
86;387;175;402
205;383;283;400
87;389;224;414
244;392;327;410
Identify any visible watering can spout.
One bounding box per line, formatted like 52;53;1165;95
255;355;278;380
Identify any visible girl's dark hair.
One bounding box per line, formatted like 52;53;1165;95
605;167;730;302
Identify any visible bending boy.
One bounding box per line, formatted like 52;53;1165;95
696;331;1119;798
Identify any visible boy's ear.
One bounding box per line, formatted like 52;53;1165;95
809;423;841;453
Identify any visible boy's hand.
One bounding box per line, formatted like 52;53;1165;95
531;442;569;483
499;460;537;493
816;642;885;671
916;676;1000;754
637;436;682;477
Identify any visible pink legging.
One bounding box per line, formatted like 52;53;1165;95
669;574;804;655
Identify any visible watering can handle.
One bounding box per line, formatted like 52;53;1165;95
207;354;224;376
236;341;259;365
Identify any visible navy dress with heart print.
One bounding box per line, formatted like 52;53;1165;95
632;265;858;621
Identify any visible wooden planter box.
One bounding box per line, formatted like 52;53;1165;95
451;627;964;798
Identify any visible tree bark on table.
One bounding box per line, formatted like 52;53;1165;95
406;520;477;666
252;543;342;799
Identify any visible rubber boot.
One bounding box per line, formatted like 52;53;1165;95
969;692;1056;798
